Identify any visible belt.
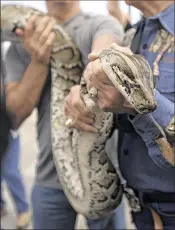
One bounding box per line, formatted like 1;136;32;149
132;190;175;229
143;192;175;204
135;190;175;205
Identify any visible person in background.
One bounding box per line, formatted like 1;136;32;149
1;53;30;230
64;0;175;229
0;58;11;160
4;0;125;229
107;0;132;32
1;132;30;229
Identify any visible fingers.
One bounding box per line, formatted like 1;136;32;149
32;16;51;43
71;86;95;118
37;17;56;46
25;15;37;39
83;65;94;91
91;59;113;85
110;43;118;50
84;60;112;93
65;102;97;133
65;91;94;120
37;32;55;63
23;15;37;56
110;43;133;55
22;15;56;64
88;52;100;61
65;102;94;125
73;120;98;133
64;86;97;133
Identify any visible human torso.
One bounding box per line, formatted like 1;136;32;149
119;5;175;192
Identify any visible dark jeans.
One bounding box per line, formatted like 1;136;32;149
132;203;175;230
31;184;126;229
1;135;28;214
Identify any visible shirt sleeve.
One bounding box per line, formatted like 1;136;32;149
4;43;31;84
128;89;174;169
90;15;124;44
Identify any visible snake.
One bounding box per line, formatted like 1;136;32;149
2;4;173;219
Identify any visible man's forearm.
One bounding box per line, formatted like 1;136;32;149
6;60;49;128
110;8;130;29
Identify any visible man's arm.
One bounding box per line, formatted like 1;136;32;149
91;33;121;52
107;0;132;32
91;15;124;52
6;59;48;128
128;89;175;168
5;15;56;129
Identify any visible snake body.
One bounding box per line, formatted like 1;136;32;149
1;4;159;219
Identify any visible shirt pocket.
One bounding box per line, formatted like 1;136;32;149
155;58;174;101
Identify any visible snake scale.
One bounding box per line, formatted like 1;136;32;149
1;4;174;219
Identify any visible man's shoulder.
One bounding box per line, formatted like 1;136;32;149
81;11;121;25
68;11;122;30
70;11;124;41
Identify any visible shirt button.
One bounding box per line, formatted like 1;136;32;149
143;44;148;49
137;128;144;134
123;149;129;156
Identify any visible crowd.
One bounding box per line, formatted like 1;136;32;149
1;0;174;230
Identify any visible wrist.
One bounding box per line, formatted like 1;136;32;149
111;10;129;28
30;59;49;70
110;9;123;20
28;59;49;79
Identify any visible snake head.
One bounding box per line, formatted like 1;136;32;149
1;5;25;42
1;4;42;42
99;49;157;114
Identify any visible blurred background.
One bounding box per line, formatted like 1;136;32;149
2;0;141;53
1;0;141;23
1;1;141;229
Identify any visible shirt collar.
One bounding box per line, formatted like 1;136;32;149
63;10;84;27
148;3;174;35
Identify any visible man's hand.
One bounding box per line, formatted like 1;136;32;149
15;15;56;65
107;0;130;28
64;85;97;133
84;43;135;114
107;0;120;16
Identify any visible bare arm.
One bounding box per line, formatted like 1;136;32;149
6;61;48;128
91;33;121;52
5;15;56;128
107;0;131;29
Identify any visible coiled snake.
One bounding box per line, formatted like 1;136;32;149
1;4;174;219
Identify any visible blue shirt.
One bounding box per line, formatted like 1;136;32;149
118;4;175;192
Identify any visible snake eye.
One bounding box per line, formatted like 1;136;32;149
12;22;18;33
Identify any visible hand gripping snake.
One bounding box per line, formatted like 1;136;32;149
1;4;174;219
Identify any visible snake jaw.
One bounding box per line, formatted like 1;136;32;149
99;49;157;114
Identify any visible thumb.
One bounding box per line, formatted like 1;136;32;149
111;43;133;55
88;52;100;61
110;43;119;50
